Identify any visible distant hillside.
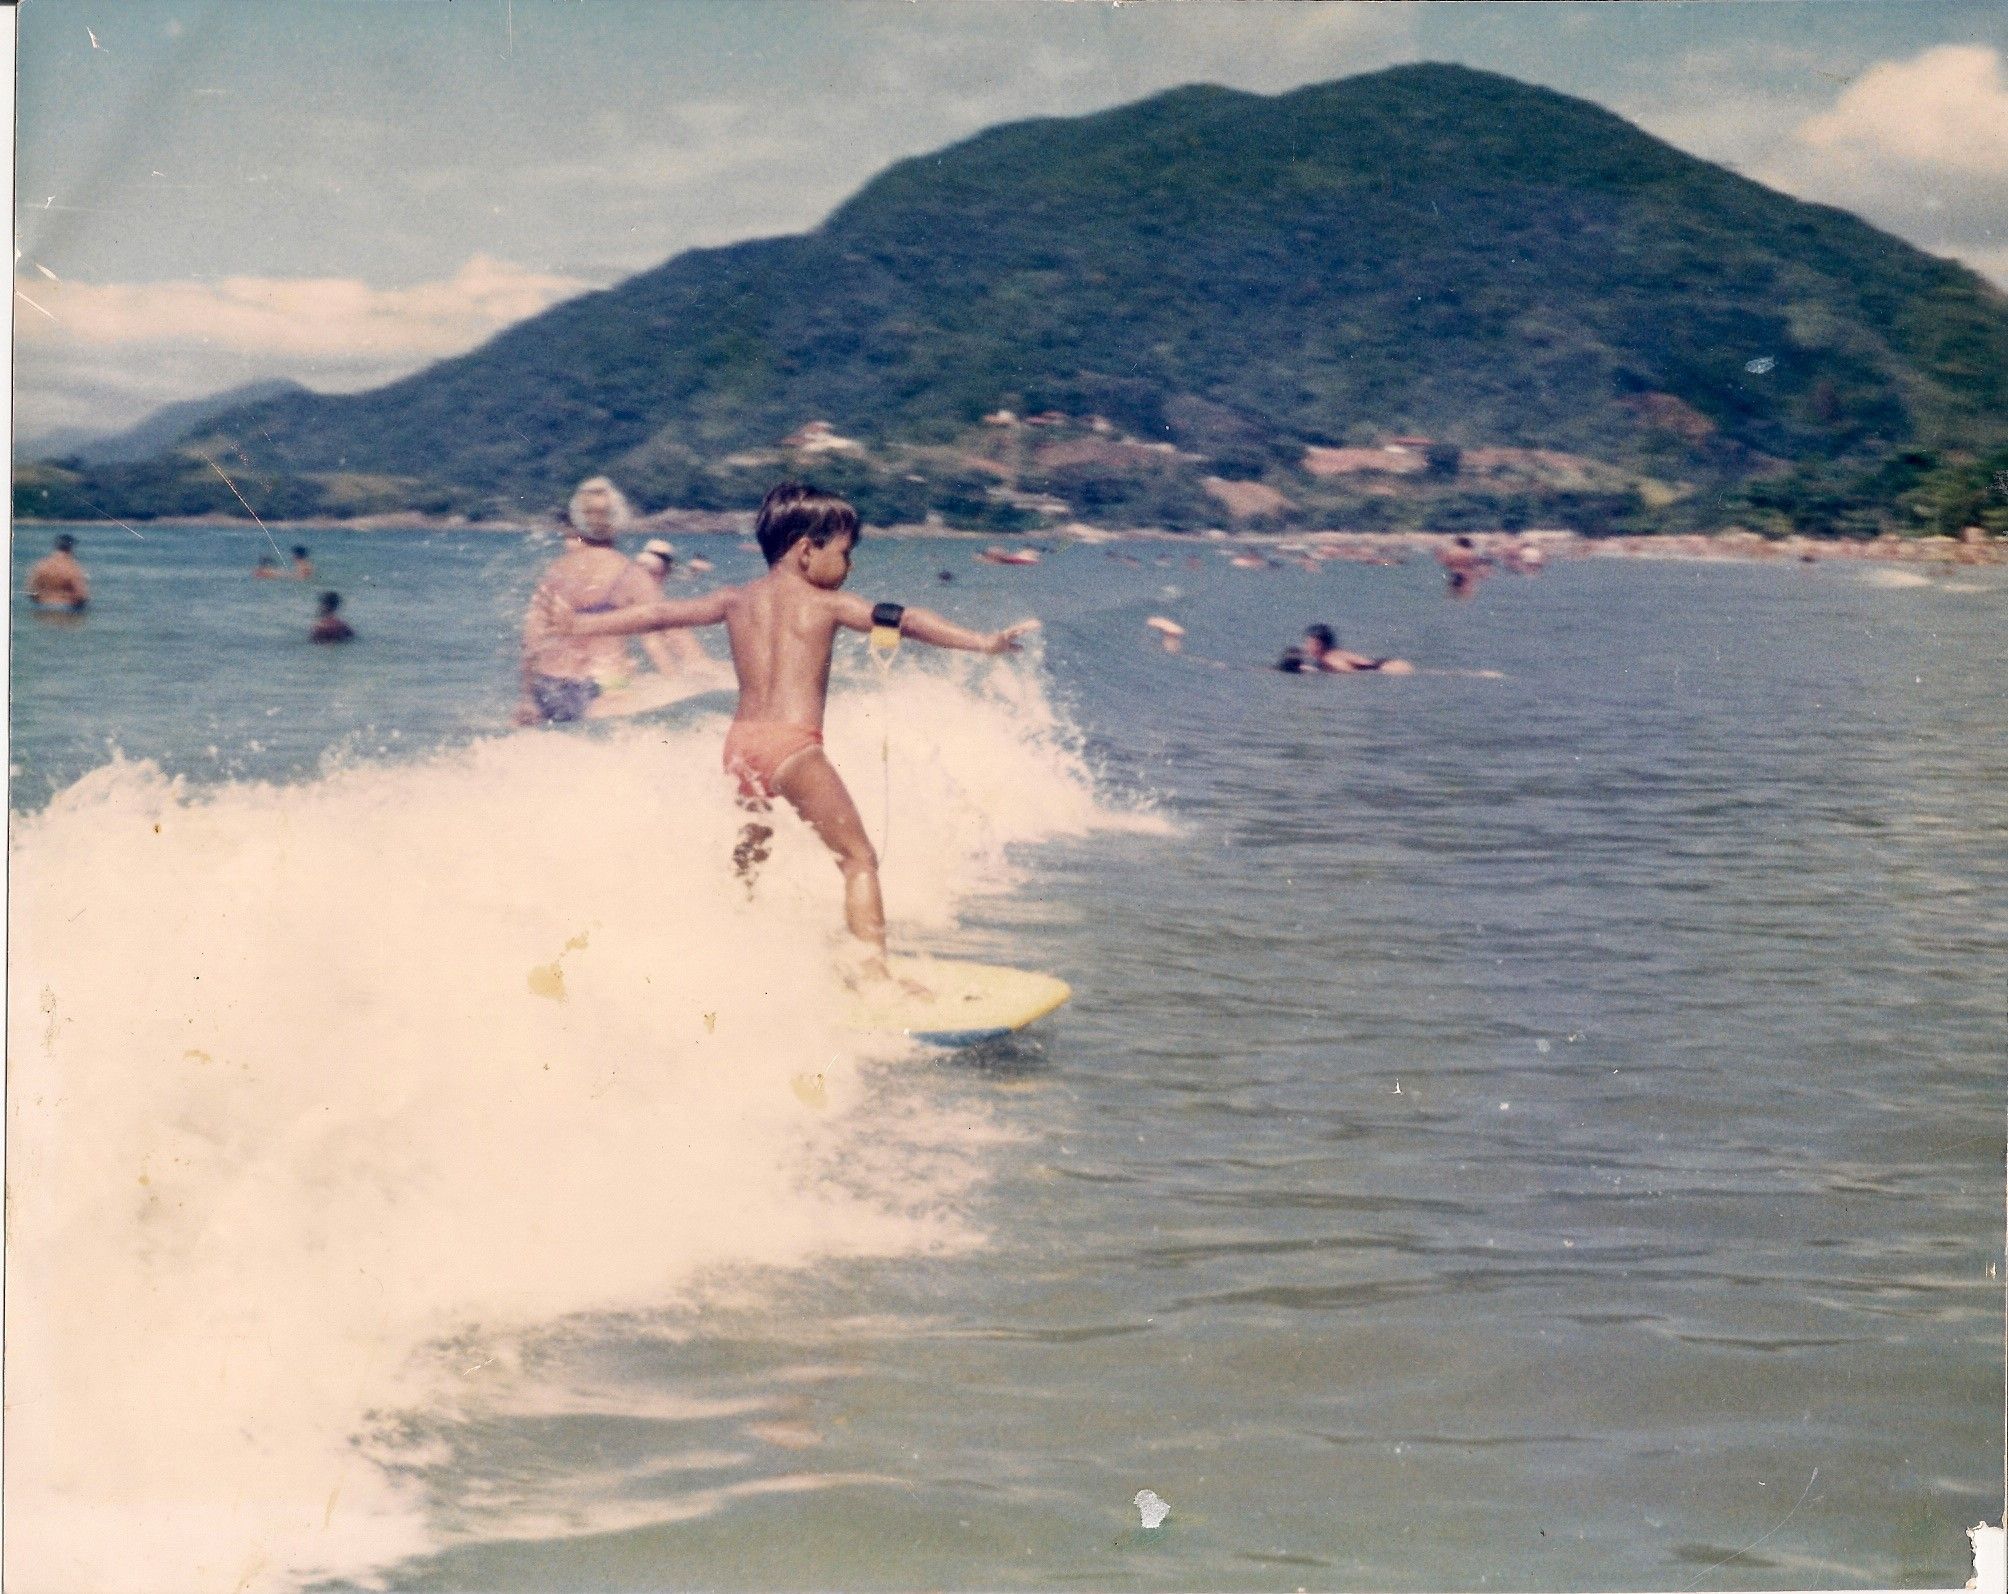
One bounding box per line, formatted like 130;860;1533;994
20;64;2008;536
37;379;311;466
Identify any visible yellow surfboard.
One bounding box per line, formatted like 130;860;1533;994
845;957;1071;1046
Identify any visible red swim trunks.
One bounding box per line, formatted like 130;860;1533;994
723;720;823;799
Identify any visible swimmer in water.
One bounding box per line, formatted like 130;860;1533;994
1437;535;1490;597
291;545;315;580
1279;624;1414;675
309;590;356;643
515;476;662;724
548;481;1037;985
26;534;90;611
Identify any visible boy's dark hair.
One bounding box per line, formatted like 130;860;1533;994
1306;624;1337;649
318;590;341;613
292;545;309;559
54;534;75;553
755;481;859;567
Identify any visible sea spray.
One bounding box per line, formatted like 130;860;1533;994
6;661;1139;1592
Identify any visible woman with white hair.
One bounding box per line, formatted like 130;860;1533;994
515;476;658;723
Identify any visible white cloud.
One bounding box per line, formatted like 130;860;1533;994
1762;44;2008;288
1632;42;2008;292
1797;44;2008;178
14;254;587;362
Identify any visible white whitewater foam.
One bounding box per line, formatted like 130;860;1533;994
6;660;1139;1592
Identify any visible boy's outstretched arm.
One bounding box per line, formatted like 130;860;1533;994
543;587;731;637
836;594;1037;654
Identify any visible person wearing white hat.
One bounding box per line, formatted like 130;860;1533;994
633;538;709;675
515;476;658;723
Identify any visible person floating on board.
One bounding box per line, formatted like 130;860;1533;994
546;481;1037;984
1278;624;1413;675
632;538;711;676
291;545;315;580
514;476;663;724
26;534;90;611
309;591;356;644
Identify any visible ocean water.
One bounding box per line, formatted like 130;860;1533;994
7;524;2003;1592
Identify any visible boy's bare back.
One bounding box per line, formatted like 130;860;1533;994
721;570;867;731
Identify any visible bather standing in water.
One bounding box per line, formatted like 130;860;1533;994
515;477;661;724
27;534;90;611
1437;535;1490;597
632;539;712;676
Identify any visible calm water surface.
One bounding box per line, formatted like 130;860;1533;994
11;525;2003;1589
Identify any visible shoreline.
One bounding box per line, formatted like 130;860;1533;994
14;513;2002;566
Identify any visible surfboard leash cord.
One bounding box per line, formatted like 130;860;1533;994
868;602;905;863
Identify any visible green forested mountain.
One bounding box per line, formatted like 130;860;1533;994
52;379;311;466
21;64;2008;535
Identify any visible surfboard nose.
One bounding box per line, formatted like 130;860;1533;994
845;960;1071;1046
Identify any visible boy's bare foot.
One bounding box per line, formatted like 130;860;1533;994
841;952;933;1001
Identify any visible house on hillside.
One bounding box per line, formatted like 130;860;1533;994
781;420;864;455
1024;411;1068;427
988;486;1070;516
1203;476;1295;520
1302;444;1427;478
983;409;1019;427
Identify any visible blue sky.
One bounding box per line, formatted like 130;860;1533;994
14;0;2008;440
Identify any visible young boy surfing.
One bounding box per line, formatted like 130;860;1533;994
547;482;1037;980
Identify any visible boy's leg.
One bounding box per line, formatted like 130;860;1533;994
732;796;773;886
769;746;887;956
